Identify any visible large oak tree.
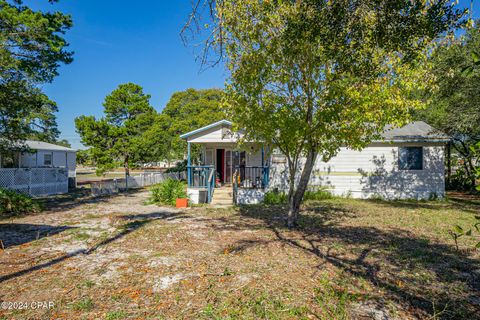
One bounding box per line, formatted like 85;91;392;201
416;24;480;190
142;88;225;164
207;0;464;227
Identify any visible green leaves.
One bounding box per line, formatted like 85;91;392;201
449;217;480;251
218;0;465;224
75;83;156;176
416;25;480;191
76;87;225;175
453;225;464;235
460;50;480;76
143;88;225;163
149;179;187;206
0;0;72;152
0;0;73;83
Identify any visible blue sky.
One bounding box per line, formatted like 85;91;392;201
30;1;477;150
30;1;225;149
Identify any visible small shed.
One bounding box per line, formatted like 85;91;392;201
0;140;77;194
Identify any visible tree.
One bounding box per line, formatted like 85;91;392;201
55;139;71;148
0;0;73;152
416;24;480;190
0;82;61;148
76;149;93;166
75;83;156;176
142;88;225;163
217;0;464;227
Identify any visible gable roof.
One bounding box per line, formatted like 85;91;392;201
24;140;76;152
180;120;233;139
180;120;450;143
380;121;450;142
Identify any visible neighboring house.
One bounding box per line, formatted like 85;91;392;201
180;120;450;204
0;140;77;196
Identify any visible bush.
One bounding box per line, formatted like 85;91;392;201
166;160;187;173
448;167;475;191
264;190;287;205
150;178;187;206
0;188;41;217
303;188;334;201
264;187;334;205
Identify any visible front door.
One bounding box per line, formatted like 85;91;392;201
216;149;225;183
225;150;246;184
225;150;232;184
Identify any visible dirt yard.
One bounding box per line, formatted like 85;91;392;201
0;190;479;319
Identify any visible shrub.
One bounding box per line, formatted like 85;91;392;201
166;160;187;173
264;187;334;205
303;188;334;201
264;190;287;205
448;166;475;191
0;188;41;217
150;178;187;206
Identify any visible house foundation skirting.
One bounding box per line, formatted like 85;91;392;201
236;189;265;205
187;188;208;204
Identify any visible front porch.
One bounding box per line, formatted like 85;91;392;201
180;120;270;204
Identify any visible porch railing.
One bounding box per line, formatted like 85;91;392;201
187;165;215;203
234;166;270;189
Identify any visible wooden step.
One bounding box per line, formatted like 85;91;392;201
213;191;233;196
211;199;233;206
211;187;234;206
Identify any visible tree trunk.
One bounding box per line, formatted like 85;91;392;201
287;148;318;228
287;162;296;206
466;156;476;188
124;156;130;177
454;140;476;189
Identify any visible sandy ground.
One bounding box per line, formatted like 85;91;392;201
0;190;479;319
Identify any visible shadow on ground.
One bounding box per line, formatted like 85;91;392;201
0;223;75;249
364;195;480;214
0;209;189;284
215;202;480;319
37;187;146;213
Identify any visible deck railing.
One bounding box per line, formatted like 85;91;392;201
187;165;215;203
234;166;270;189
187;165;214;188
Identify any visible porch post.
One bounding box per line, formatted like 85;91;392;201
187;142;191;186
261;145;264;167
261;145;266;188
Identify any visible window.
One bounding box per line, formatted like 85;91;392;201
44;154;52;166
398;147;423;170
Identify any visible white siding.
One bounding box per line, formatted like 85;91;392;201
269;143;445;200
19;151;76;175
52;150;66;168
19;152;36;167
247;150;262;166
35;151;54;167
188;126;243;143
66;152;76;177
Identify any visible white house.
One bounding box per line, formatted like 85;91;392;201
180;120;450;205
0;140;77;196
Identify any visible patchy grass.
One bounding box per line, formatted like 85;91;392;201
0;191;478;319
104;310;127;320
70;297;94;311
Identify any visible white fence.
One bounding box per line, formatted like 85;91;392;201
0;168;69;197
91;171;186;197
